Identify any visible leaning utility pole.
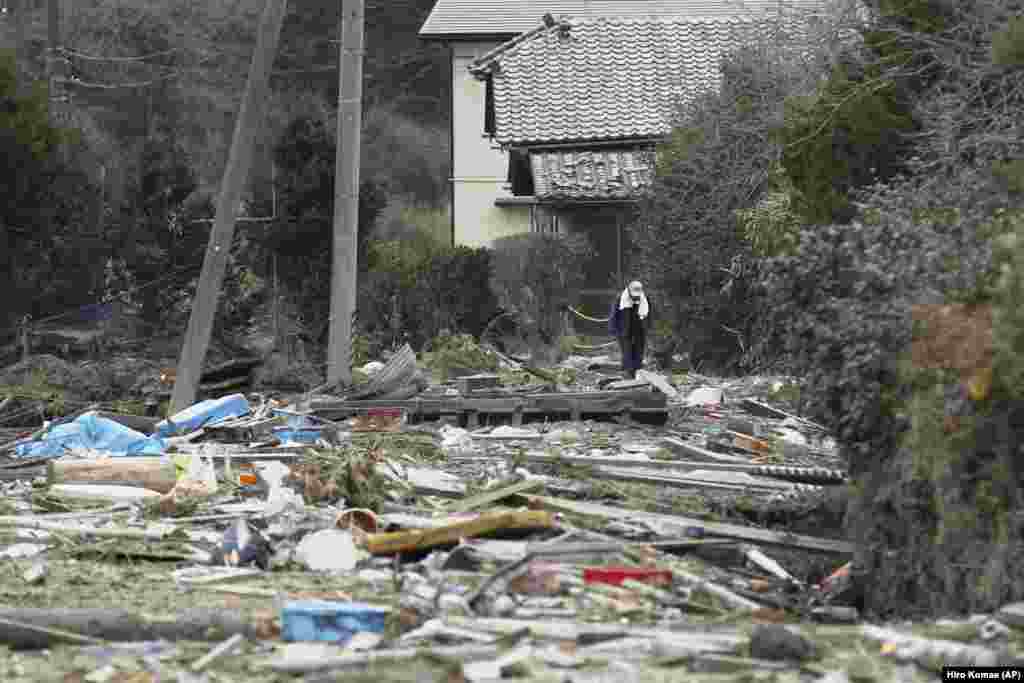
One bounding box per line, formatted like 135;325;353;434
46;0;61;132
169;0;288;414
11;0;26;94
326;0;365;387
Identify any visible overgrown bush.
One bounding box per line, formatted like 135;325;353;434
256;115;388;340
422;332;499;380
758;160;1021;615
490;232;593;346
0;51;103;330
630;47;799;373
361;232;497;350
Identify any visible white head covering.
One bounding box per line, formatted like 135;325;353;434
619;281;649;320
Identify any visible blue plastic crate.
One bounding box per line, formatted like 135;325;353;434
281;601;388;644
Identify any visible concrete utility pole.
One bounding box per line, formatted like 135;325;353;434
46;0;60;124
326;0;365;387
169;0;288;414
11;0;26;94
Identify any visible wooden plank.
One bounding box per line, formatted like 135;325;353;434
521;495;854;556
636;370;681;401
456;375;501;394
363;510;556;555
662;437;752;464
442;478;543;514
48;457;178;494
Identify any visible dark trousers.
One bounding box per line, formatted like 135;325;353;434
618;334;645;379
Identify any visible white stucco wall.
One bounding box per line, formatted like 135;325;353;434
451;42;530;246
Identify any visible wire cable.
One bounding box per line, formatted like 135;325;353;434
57;45;189;62
566;305;610;324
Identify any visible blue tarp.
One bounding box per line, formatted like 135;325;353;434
14;412;166;459
155;393;250;438
281;601;388;643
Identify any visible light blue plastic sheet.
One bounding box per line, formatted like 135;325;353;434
14;412;166;459
155;393;250;438
281;601;388;644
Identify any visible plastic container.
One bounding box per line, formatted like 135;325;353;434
15;411;165;459
272;427;323;444
280;600;388;643
582;566;673;587
155;393;250;438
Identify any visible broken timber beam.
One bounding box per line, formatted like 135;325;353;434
364;510;556;555
520;495;855;556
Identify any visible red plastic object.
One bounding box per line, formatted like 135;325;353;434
583;567;673;587
367;408;403;418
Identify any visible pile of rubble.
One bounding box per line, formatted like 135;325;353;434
0;345;1021;682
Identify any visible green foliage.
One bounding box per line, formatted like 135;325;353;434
360;231;497;349
362;107;450;206
759;164;1006;467
991;209;1024;398
632;48;793;372
258;115;388;338
992;159;1024;195
0;52;63;158
736;166;803;257
781;63;917;224
110;135;208;328
991;15;1024;66
422;332;499;380
0;52;102;329
490;232;594;345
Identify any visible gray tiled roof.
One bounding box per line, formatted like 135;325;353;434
419;0;807;38
531;147;655;199
471;15;792;145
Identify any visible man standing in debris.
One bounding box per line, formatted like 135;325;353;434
609;280;651;380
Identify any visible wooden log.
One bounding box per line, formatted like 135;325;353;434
455;374;501;394
364;510;556;555
661;437;752;464
47;484;162;503
47;457;178;494
0;608;267;649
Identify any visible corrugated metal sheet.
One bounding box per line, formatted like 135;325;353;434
419;0;817;38
475;16;793;145
530;147;654;199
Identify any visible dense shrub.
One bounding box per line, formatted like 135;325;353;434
361;234;498;349
630;48;797;372
490;232;593;346
256;115;388;339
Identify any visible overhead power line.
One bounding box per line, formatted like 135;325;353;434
57;45;188;62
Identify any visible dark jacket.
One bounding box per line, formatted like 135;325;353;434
608;296;652;340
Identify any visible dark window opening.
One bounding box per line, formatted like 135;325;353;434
484;75;495;136
508;149;535;196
